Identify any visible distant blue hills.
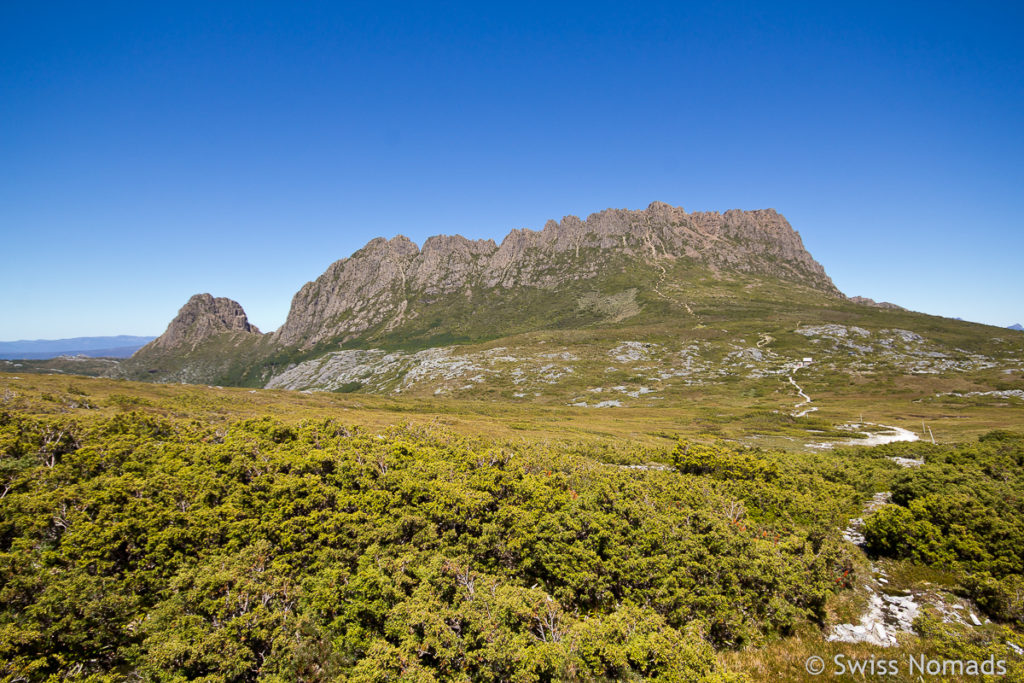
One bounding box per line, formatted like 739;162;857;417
1009;323;1024;332
0;336;155;359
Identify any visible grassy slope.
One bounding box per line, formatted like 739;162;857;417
2;338;1020;451
249;260;1022;445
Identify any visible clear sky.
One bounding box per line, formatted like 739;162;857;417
2;1;1022;340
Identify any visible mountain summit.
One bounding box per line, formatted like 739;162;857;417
122;294;264;382
140;293;261;353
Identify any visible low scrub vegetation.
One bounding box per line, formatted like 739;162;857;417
864;434;1024;627
1;374;1022;680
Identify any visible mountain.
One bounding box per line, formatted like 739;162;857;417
119;293;265;383
119;203;838;382
136;293;261;351
0;335;155;359
270;204;838;351
101;202;1023;408
1009;323;1023;331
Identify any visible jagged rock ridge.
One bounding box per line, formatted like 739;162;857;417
274;202;839;349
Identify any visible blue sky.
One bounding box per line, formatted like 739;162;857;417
2;1;1022;339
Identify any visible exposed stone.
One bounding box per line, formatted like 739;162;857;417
273;202;841;350
274;236;420;348
139;294;260;353
850;295;905;310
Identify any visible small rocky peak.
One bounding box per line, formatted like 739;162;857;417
496;226;538;251
422;234;498;257
850;296;905;310
643;201;680;223
536;215;585;246
561;215;584;227
145;293;260;351
352;235;421;260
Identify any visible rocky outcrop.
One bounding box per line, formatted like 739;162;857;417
139;294;261;353
850;296;905;310
274;202;841;349
477;204;834;290
118;294;265;384
412;235;498;294
273;237;421;348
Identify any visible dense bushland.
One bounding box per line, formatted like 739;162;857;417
0;408;900;681
863;433;1024;626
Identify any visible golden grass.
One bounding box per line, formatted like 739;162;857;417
2;370;1020;450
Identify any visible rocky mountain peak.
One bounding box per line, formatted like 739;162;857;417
272;201;841;350
421;234;498;256
140;294;261;353
353;235;420;259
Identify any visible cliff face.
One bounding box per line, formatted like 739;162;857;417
138;294;261;353
273;202;839;349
